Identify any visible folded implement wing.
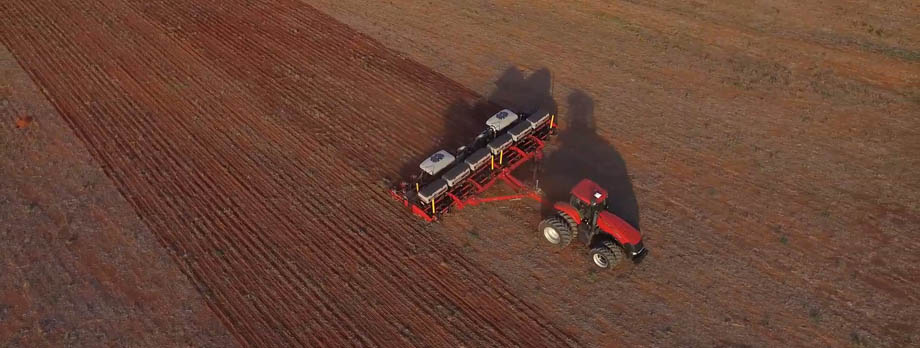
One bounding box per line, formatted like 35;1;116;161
389;109;557;222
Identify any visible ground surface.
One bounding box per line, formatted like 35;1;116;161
0;44;234;347
305;1;920;347
2;0;578;347
1;0;918;347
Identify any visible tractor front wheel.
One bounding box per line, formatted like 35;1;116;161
538;215;574;247
589;240;626;270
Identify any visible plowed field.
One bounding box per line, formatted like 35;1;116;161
1;0;577;346
2;0;919;347
1;42;234;348
308;1;920;347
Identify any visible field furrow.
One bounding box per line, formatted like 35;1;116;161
0;0;578;346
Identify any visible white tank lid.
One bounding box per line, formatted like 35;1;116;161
419;150;455;176
485;109;519;133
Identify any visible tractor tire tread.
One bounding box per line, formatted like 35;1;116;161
538;216;575;248
558;211;579;242
590;240;626;270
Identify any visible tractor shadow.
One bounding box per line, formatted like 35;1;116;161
396;66;557;180
539;90;641;230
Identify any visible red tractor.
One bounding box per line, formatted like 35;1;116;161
539;179;647;269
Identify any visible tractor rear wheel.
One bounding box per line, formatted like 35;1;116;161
589;240;626;270
558;211;579;241
538;215;574;247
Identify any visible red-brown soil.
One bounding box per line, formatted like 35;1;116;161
306;1;920;347
2;0;579;346
2;0;918;347
1;44;234;347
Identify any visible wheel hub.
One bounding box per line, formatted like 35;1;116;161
543;226;560;244
593;253;609;268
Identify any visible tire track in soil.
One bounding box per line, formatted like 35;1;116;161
0;0;579;346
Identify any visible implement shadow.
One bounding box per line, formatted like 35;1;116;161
396;66;557;180
540;90;640;229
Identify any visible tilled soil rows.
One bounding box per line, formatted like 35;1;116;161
1;0;577;346
305;0;920;347
1;43;235;348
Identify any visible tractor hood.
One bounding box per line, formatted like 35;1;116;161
597;211;642;245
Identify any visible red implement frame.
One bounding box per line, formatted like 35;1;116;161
406;163;544;222
390;131;551;222
452;171;544;210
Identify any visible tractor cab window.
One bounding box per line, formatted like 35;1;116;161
569;195;587;212
592;198;608;211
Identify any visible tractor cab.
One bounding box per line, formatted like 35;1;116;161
565;179;612;242
568;179;609;214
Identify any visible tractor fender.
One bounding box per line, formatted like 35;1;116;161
597;211;641;245
553;202;581;222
